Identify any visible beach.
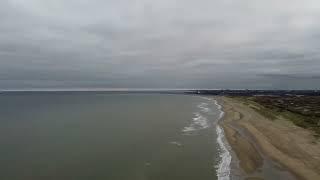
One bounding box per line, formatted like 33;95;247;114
219;97;320;180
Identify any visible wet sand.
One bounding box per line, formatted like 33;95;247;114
219;97;320;180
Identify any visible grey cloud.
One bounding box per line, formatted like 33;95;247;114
258;73;320;80
1;0;320;89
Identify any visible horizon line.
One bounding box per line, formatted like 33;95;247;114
1;88;319;92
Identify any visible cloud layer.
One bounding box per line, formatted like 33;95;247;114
1;0;320;89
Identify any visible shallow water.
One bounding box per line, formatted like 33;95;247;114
0;92;226;180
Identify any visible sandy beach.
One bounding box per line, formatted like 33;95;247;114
219;97;320;180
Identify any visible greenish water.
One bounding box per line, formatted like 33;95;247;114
0;93;223;180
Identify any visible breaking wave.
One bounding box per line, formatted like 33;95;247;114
198;102;211;113
182;97;232;180
182;112;209;132
214;100;231;180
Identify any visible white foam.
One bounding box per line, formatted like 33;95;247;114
214;100;232;180
193;113;209;129
169;141;182;146
214;100;225;119
182;113;209;133
200;96;212;101
198;102;211;113
182;99;212;133
182;126;196;132
182;97;232;179
216;125;232;180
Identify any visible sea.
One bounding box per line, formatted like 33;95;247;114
0;92;231;180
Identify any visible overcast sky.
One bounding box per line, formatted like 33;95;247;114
1;0;320;89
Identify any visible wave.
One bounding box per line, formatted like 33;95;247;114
200;96;212;101
169;141;182;146
183;97;232;179
198;102;211;113
182;98;212;133
214;100;225;119
214;100;232;180
182;126;196;132
182;113;209;132
216;125;232;180
193;113;209;129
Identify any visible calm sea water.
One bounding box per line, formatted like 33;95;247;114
0;92;227;180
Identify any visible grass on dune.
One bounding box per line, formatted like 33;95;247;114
230;96;320;138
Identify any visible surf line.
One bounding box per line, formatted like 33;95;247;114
198;96;232;180
214;99;232;180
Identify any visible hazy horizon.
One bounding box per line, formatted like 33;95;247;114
1;88;319;92
1;0;320;89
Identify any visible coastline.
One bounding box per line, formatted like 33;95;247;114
218;96;320;180
214;99;232;180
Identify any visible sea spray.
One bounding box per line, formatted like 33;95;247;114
214;99;232;180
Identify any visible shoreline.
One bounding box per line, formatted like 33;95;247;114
214;99;232;180
218;96;320;180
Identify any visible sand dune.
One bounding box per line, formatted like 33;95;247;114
219;97;320;180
